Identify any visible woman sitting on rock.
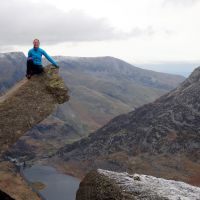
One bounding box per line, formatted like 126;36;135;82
26;38;59;79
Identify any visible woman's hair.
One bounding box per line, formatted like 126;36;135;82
33;38;40;43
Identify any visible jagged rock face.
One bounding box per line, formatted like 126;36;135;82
0;65;69;155
76;169;200;200
56;66;200;185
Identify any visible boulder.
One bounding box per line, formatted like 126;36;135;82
76;169;200;200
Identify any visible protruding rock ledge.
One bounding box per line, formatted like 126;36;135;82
76;169;200;200
0;65;69;155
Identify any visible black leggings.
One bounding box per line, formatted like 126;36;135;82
26;59;44;76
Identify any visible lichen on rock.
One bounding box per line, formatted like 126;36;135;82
44;65;69;104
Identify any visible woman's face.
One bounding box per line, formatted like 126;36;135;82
33;40;40;48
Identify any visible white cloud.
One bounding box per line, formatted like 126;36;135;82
1;0;200;67
0;1;115;45
0;0;158;46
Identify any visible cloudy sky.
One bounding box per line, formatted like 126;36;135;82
0;0;200;75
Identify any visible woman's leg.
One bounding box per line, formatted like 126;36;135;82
34;65;44;75
27;59;44;78
26;58;34;79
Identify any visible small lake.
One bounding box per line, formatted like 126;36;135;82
23;165;80;200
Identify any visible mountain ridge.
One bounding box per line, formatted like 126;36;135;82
52;55;185;91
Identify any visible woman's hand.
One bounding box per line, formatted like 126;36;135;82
53;64;59;68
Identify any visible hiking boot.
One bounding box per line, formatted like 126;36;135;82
26;74;31;79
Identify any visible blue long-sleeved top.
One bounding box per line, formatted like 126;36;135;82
28;47;58;67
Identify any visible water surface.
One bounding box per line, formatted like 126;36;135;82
24;165;80;200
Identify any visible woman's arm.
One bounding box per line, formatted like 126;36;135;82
42;50;59;67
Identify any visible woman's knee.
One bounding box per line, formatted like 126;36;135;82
27;58;33;65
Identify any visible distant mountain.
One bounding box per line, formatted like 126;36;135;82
0;52;26;94
55;65;200;186
49;56;185;134
6;55;185;161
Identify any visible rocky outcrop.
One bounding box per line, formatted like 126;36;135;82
0;65;69;155
56;66;200;185
76;169;200;200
